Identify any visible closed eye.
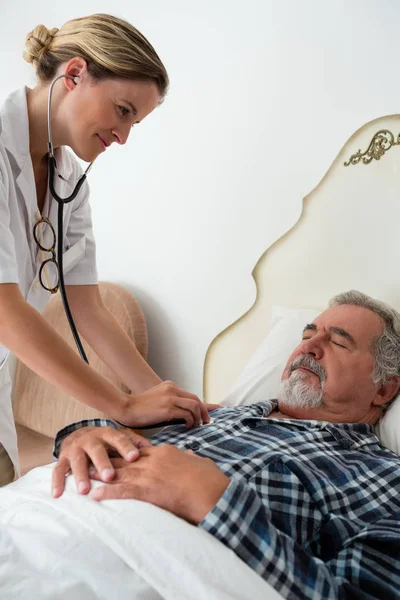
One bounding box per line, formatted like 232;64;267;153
332;341;347;349
302;336;347;349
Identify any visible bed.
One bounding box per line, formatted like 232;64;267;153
1;117;400;599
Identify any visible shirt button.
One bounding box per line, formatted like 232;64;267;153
190;441;201;451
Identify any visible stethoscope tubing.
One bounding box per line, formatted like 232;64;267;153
47;75;186;430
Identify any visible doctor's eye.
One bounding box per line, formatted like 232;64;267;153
118;105;130;117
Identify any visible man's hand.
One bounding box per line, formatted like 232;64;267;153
89;445;230;525
119;380;221;429
52;426;152;499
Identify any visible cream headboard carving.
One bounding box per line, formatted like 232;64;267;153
204;116;400;403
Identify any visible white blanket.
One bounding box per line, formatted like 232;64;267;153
0;465;282;600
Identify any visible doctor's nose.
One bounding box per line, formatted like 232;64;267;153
111;125;131;145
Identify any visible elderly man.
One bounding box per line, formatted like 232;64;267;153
53;290;400;599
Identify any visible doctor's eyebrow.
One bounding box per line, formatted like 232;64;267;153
125;101;138;116
302;323;356;346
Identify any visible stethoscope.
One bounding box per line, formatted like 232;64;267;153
47;74;185;430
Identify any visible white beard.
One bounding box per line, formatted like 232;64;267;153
278;369;324;409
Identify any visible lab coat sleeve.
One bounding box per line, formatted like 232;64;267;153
0;172;19;284
63;178;99;285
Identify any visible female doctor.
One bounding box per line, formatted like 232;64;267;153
0;14;213;487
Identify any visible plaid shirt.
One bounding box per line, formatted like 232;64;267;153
54;401;400;600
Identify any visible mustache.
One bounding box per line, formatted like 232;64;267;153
289;355;326;382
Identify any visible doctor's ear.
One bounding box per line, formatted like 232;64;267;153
62;57;89;89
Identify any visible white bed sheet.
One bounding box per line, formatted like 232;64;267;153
0;465;281;600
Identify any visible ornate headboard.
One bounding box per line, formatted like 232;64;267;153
204;119;400;402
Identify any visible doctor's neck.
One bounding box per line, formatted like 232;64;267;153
26;85;65;170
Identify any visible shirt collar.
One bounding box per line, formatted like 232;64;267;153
261;399;380;449
0;87;73;181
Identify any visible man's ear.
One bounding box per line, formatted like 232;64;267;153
372;376;400;407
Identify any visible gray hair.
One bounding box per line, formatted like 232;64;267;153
329;290;400;408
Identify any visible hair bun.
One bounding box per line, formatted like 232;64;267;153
23;25;59;65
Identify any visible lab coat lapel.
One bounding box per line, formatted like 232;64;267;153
17;163;38;261
1;88;78;260
0;88;38;259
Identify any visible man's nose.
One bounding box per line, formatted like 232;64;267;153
300;334;325;360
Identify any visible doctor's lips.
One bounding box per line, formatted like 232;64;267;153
289;356;326;382
97;134;111;149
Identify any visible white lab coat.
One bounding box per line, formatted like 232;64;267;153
0;88;98;475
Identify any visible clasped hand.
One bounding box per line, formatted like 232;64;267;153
52;383;222;499
53;426;229;524
89;445;230;525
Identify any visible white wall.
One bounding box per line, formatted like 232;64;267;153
1;0;400;399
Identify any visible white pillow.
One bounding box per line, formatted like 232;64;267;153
375;400;400;455
222;305;400;456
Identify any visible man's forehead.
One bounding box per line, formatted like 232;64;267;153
312;305;384;340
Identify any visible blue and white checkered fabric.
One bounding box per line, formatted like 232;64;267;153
54;401;400;599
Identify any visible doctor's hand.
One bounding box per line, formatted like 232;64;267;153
52;425;151;499
118;380;221;429
89;445;230;525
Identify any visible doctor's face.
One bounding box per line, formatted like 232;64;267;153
61;74;161;162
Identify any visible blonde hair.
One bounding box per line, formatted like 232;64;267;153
23;13;169;98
